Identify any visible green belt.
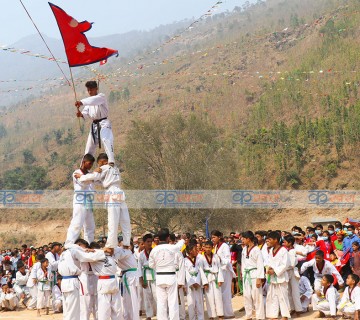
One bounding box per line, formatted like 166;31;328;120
189;271;198;277
244;268;257;286
39;279;49;291
267;273;277;284
143;266;155;286
204;270;219;288
122;268;137;294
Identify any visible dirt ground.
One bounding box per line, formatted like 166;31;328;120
0;294;321;320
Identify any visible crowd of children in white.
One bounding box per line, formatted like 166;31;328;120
0;221;359;320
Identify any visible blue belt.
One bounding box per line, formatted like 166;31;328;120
62;275;79;279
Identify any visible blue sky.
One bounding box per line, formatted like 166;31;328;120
1;0;242;44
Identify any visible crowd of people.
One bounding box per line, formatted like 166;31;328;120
0;221;359;319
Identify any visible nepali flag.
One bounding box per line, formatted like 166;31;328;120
49;3;118;67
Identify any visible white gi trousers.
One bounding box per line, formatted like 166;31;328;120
339;302;357;316
266;282;291;319
301;297;311;312
98;291;122;320
122;273;140;320
37;290;51;309
105;187;131;248
312;294;333;316
221;269;234;318
63;290;80;320
65;202;95;246
243;278;265;320
156;282;179;320
85;119;115;164
143;280;157;318
80;273;98;320
288;271;302;312
53;299;62;313
179;287;186;320
27;285;37;308
1;294;18;310
187;286;205;320
204;281;224;318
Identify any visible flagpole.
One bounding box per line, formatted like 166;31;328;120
69;67;82;130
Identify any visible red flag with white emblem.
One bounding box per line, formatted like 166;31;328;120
49;3;118;67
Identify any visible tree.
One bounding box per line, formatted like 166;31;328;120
1;166;51;189
0;124;7;139
23;149;36;164
123;114;238;232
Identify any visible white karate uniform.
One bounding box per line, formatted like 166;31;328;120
79;164;131;248
215;242;235;318
311;284;339;316
176;251;186;320
36;266;53;310
138;249;157;318
241;245;265;320
266;246;291;319
52;285;63;313
149;240;185;320
14;270;30;299
26;261;41;309
115;247;140;320
58;246;106;320
300;259;344;290
299;276;313;312
259;242;269;267
337;286;360;316
80;261;98;320
90;254;122;320
294;243;308;262
184;254;208;320
65;169;96;247
80;93;115;163
287;248;302;312
0;290;18;310
200;253;224;319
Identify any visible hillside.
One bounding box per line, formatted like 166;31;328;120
1;0;360;247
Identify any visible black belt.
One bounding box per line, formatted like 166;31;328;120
156;272;176;275
91;117;107;148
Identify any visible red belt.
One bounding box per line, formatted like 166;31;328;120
98;275;115;279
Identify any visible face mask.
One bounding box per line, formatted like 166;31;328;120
315;230;321;235
335;228;340;232
291;232;297;235
328;230;334;235
344;228;348;231
321;236;328;241
347;231;353;236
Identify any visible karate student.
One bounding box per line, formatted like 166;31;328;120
255;230;269;266
14;261;30;306
58;240;109;320
88;241;123;320
52;276;63;313
78;240;98;320
0;284;18;311
26;253;45;310
36;258;53;316
265;231;291;320
311;274;339;318
211;230;236;319
201;240;224;320
45;242;61;289
184;242;208;320
299;275;313;313
283;235;303;315
139;234;157;320
337;274;360;318
300;250;344;291
75;153;131;250
75;80;115;164
149;228;185;320
241;231;265;320
65;154;96;248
